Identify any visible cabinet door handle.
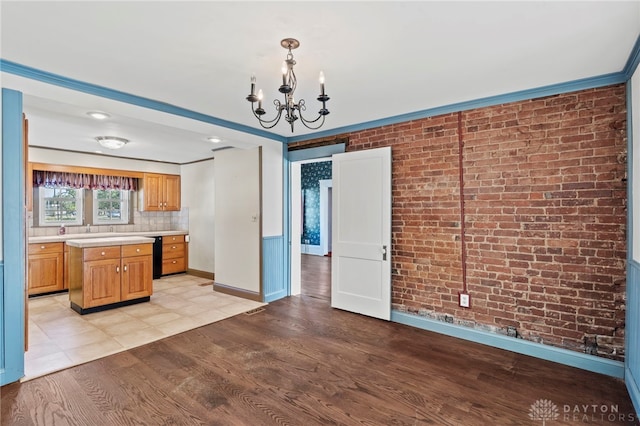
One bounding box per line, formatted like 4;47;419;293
172;260;177;264
40;245;45;249
116;266;120;273
158;203;162;208
172;246;177;249
136;248;140;252
124;265;127;272
101;251;106;256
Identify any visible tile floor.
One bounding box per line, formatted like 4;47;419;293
25;274;265;381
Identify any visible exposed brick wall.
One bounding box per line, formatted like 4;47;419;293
307;84;627;361
461;86;627;360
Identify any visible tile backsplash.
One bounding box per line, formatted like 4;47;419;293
28;208;189;237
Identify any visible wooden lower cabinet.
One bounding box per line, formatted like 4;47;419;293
83;257;121;308
69;243;153;314
63;243;70;290
162;235;187;275
122;244;153;301
28;242;64;295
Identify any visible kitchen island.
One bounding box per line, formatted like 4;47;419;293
67;236;154;314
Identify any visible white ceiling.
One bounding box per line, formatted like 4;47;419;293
1;1;639;164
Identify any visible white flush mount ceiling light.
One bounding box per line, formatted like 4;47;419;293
207;136;222;143
95;136;129;150
87;111;110;120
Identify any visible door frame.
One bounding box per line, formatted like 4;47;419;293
319;179;333;256
1;88;26;385
286;144;346;297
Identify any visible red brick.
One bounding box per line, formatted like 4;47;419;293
326;85;627;361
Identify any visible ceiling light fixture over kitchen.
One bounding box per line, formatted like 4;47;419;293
246;38;329;133
208;136;222;143
95;136;129;150
87;111;110;120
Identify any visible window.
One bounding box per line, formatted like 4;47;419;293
38;187;83;226
93;189;130;225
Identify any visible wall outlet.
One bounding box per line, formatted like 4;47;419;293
459;292;470;308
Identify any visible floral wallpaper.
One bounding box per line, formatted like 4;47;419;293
301;161;332;245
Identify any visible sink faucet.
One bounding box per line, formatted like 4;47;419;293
86;224;91;233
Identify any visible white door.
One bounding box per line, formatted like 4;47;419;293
331;147;391;320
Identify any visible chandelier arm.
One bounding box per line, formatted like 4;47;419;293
299;113;326;130
250;103;284;129
289;68;297;94
298;101;326;125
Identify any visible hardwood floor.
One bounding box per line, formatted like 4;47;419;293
2;257;637;425
301;254;330;300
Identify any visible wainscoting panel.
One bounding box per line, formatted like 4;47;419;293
263;236;286;302
627;260;640;411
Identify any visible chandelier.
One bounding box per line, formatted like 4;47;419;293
246;38;330;132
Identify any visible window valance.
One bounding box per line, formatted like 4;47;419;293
33;170;138;191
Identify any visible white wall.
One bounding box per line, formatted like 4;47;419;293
290;162;301;295
29;147;180;174
261;140;283;236
180;159;215;273
214;147;261;293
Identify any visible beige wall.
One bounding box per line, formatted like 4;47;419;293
180;159;215;273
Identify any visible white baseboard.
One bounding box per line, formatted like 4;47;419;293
301;244;325;256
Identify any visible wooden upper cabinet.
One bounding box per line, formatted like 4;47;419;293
142;173;163;211
140;173;181;211
163;174;181;211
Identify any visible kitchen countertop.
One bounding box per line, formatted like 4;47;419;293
29;230;188;244
66;236;156;248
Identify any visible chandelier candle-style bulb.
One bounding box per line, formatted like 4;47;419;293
256;89;265;116
319;71;325;96
281;62;287;85
246;75;259;103
246;37;330;132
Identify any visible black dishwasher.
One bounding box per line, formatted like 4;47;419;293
152;236;163;279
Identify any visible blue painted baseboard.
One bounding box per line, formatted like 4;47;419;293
392;310;624;379
626;367;640;415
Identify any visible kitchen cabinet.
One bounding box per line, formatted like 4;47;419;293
162;234;187;275
28;242;64;295
121;244;153;300
139;173;181;211
68;238;153;314
63;243;70;290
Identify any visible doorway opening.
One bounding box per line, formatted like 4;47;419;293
290;158;332;300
